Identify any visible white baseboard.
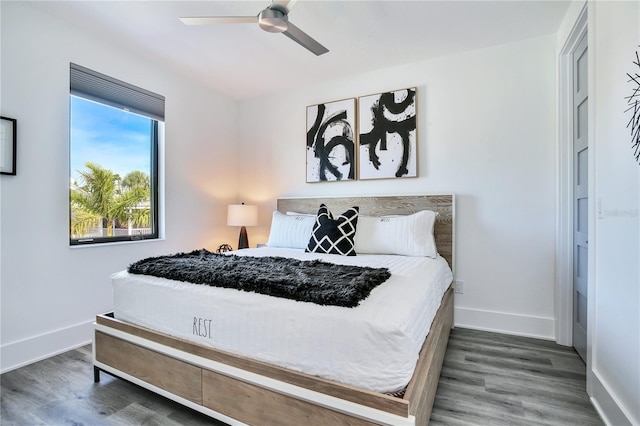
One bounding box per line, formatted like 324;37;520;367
590;369;637;426
454;306;556;341
0;320;94;374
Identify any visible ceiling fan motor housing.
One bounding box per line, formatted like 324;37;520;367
258;7;288;33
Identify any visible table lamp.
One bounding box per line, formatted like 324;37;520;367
227;203;258;249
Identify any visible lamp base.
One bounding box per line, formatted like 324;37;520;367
238;226;249;250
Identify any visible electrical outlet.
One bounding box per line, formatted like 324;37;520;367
454;280;464;294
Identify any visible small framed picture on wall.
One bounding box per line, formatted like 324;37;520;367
1;116;17;176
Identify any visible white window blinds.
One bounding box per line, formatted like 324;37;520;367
70;63;165;121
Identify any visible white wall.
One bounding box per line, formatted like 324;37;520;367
238;35;559;340
0;2;240;372
589;2;639;424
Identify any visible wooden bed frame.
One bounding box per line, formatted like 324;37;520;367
93;194;455;425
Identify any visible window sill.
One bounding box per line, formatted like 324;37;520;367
69;237;165;249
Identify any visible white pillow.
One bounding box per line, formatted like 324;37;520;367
354;210;438;257
286;211;315;217
267;211;316;249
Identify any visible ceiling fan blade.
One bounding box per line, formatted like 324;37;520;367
179;16;258;25
282;21;328;56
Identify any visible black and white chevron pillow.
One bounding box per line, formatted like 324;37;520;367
306;204;359;256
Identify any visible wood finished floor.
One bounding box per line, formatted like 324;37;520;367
429;328;601;426
1;328;602;426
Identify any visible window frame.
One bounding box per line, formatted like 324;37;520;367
69;64;163;246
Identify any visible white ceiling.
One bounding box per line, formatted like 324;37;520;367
32;0;571;100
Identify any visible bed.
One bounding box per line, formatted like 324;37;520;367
93;194;455;425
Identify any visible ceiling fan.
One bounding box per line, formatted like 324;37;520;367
179;0;329;56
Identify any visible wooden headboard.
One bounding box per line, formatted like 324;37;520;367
277;194;455;271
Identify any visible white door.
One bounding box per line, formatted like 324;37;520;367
573;33;588;363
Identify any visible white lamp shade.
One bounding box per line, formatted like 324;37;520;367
227;204;258;227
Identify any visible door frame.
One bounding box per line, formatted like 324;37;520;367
555;5;587;347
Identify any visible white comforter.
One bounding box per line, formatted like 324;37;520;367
112;247;452;393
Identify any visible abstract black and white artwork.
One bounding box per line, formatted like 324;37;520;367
358;87;417;179
626;47;640;164
306;98;356;182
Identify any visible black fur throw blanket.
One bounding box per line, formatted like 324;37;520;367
128;249;391;308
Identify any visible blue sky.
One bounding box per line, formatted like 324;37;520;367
70;96;151;183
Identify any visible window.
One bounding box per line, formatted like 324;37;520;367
69;63;164;245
